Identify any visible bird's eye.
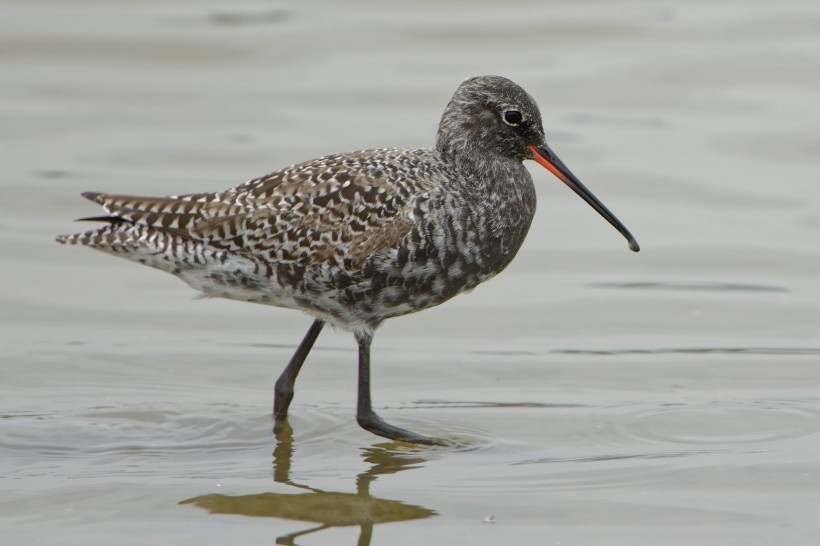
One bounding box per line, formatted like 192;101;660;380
503;110;523;126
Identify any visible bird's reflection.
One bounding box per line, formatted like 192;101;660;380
180;421;437;545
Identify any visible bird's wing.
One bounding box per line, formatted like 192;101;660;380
78;149;444;270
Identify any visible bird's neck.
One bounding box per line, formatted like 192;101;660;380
444;148;533;200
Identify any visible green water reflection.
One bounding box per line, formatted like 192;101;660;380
180;422;437;545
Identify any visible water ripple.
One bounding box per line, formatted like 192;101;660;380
403;397;820;495
591;280;788;292
554;346;820;356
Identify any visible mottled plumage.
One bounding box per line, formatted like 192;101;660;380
58;76;638;444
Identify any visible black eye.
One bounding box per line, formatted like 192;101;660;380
503;110;523;126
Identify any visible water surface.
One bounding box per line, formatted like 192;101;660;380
2;1;820;544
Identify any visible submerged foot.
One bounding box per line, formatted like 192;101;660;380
272;414;291;436
357;410;448;446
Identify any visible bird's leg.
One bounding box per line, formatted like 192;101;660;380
274;320;325;424
355;331;445;446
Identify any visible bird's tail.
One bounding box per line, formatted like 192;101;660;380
55;191;227;275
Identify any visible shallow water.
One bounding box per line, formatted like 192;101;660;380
2;0;820;544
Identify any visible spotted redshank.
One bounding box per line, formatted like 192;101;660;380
57;76;639;445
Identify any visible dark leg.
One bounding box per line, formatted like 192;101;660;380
274;319;324;422
355;331;445;446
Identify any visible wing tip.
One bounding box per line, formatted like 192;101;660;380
76;215;128;224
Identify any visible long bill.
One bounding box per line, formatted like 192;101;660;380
530;144;640;252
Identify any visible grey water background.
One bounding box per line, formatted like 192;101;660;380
2;0;820;544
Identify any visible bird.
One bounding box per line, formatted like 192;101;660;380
57;75;639;445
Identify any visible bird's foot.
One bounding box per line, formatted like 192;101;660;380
273;414;291;435
357;410;449;446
